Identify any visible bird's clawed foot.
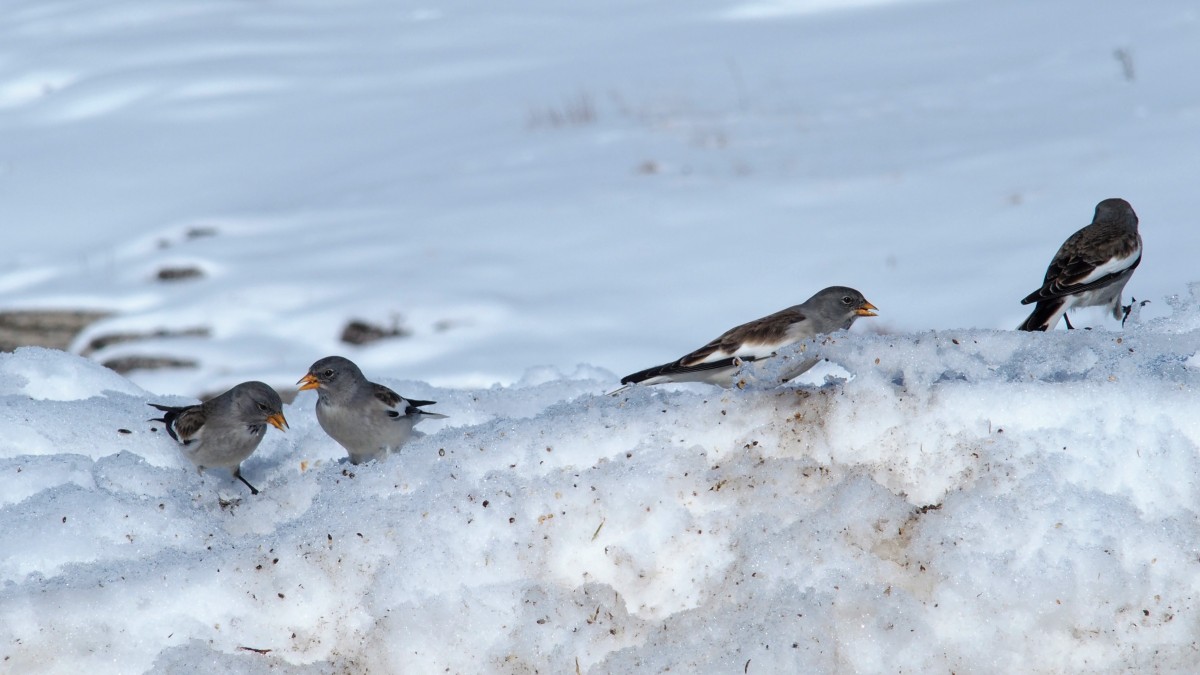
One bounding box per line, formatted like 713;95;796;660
1120;298;1152;327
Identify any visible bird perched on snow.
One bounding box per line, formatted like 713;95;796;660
149;381;288;495
1018;198;1142;331
297;356;447;465
612;286;877;394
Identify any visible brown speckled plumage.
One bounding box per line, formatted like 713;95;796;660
1019;198;1142;331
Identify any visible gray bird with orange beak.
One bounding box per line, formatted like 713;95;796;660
149;381;288;495
612;286;878;394
298;356;446;465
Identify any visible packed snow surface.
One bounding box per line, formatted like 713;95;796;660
3;292;1200;672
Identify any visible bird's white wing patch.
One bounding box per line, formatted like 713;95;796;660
694;342;779;364
1077;248;1141;284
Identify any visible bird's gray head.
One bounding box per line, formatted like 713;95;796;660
1093;198;1137;229
809;286;878;329
298;356;366;399
230;381;288;431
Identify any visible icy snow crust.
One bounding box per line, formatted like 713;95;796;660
3;292;1199;673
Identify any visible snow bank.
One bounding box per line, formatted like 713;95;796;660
3;289;1199;673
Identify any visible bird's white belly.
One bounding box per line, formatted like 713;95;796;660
183;426;262;470
1066;280;1126;312
317;402;415;455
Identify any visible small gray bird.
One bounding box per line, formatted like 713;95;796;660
1018;198;1142;331
149;381;288;495
613;286;877;393
297;356;447;465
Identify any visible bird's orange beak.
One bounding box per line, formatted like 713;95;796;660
267;413;289;432
856;300;879;317
297;373;320;391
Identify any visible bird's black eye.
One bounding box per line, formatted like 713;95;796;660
257;403;269;412
324;369;334;378
842;296;853;305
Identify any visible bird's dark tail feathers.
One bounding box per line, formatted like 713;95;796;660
399;399;448;420
607;362;678;396
621;355;756;385
147;403;184;442
1017;300;1065;332
609;362;676;393
620;362;675;386
611;356;760;395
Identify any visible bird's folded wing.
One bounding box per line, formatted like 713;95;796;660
624;355;764;384
1072;248;1142;285
148;403;202;442
674;355;763;373
1023;249;1141;304
678;309;804;367
372;383;403;409
373;384;445;419
171;407;207;441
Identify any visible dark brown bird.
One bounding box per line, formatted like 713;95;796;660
1018;198;1142;331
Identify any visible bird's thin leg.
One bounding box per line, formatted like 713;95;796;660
1121;298;1135;327
1063;314;1075;330
234;468;260;495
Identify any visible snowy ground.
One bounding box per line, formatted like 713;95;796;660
2;0;1200;672
4;296;1200;672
